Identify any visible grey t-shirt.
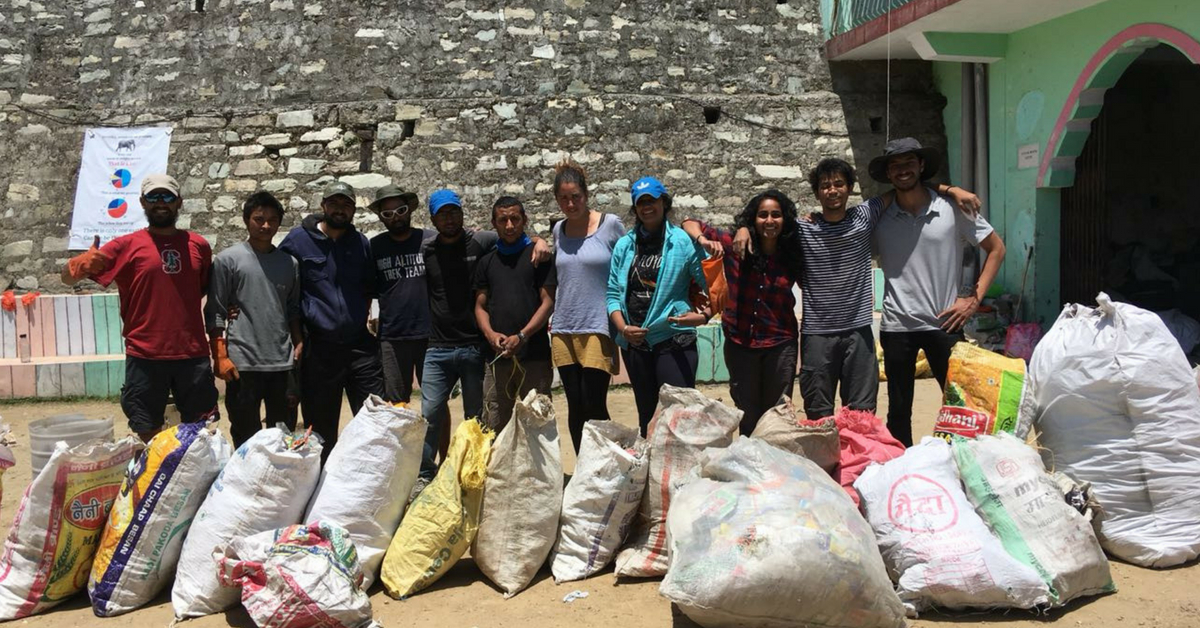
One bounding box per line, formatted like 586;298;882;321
551;212;626;336
875;188;993;332
206;241;301;371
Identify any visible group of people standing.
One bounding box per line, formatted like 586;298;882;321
62;136;1004;496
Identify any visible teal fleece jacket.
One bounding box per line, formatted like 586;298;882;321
606;220;708;349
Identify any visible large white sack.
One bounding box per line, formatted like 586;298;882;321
474;391;563;597
951;432;1114;606
305;395;426;588
172;426;323;619
90;421;232;617
551;421;649;583
615;385;741;578
855;438;1049;613
661;437;906;628
1019;293;1200;567
0;437;140;620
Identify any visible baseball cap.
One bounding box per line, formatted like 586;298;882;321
631;176;667;203
141;173;180;196
428;189;463;216
370;184;420;212
322;181;356;202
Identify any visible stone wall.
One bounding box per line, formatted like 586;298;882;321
0;0;946;292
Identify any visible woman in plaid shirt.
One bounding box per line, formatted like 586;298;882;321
682;189;804;435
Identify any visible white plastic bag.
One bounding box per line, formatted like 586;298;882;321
0;437;140;620
474;391;563;597
305;395;427;588
616;385;741;578
551;421;648;583
172;426;323;619
854;438;1049;613
1020;293;1200;567
90;421;231;617
661;437;906;628
952;433;1114;606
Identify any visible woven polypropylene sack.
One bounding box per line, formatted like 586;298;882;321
750;396;839;474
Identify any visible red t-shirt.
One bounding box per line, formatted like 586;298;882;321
94;230;212;360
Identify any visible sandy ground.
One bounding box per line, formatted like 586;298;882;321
2;381;1198;628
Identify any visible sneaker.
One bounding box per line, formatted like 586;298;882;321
408;476;431;505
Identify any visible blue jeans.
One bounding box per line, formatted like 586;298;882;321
419;345;485;478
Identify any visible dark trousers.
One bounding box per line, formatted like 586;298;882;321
300;337;385;462
622;341;699;436
799;326;880;421
557;364;613;454
121;356;219;436
724;339;798;436
879;329;960;447
226;370;294;448
380;338;427;404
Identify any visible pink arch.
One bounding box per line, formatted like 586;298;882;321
1037;23;1200;187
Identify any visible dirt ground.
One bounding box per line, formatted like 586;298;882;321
2;381;1198;628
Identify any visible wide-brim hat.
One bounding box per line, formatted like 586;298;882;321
369;184;420;212
867;137;941;183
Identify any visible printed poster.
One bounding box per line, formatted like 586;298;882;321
68;127;172;249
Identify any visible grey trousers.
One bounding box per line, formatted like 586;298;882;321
799;325;879;420
482;356;554;433
723;340;798;436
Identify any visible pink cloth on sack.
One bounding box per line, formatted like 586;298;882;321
831;408;907;505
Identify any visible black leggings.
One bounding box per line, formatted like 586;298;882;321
622;342;699;436
558;364;613;454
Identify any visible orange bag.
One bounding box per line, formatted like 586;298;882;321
690;253;728;317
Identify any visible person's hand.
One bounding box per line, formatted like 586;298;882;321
227;305;241;321
801;212;816;223
948;187;982;215
293;340;304;364
696;235;722;258
732;227;753;259
621;325;648;346
489;332;508;354
939;296;980;332
500;334;522;356
66;235;111;279
668;312;708;327
530;237;553;266
211;337;240;381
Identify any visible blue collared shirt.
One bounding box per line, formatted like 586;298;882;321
279;214;375;344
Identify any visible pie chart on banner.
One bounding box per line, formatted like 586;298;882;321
107;198;128;218
111;169;132;189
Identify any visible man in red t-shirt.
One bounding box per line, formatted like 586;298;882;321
63;173;219;441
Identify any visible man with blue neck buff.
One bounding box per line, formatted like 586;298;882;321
474;196;557;432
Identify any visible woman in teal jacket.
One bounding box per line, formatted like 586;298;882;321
607;176;710;434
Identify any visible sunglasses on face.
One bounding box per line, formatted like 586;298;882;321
144;192;178;204
379;205;410;220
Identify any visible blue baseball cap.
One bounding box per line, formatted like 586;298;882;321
428;189;463;216
631;176;667;203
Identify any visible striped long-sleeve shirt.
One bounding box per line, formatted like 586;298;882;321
798;199;884;335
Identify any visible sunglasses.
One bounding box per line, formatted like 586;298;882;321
379;205;410;220
144;192;178;204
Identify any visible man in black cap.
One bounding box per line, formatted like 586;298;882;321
279;180;384;460
871;137;1006;446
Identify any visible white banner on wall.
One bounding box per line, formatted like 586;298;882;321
68;127;172;249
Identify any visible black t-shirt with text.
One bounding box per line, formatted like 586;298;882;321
626;227;664;328
424;230;498;347
370;228;436;340
473;243;558;361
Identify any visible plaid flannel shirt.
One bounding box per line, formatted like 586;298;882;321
701;223;799;349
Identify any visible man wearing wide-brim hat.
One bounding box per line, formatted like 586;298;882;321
871;137;1006;447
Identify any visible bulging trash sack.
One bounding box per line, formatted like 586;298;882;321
304;396;427;588
551;420;648;583
0;437;140;620
855;438;1050;613
750;396;839;474
1020;293;1200;567
951;432;1115;607
172;426;323;619
89;421;231;617
474;391;563;597
661;437;907;628
934;343;1029;440
216;521;380;628
0;425;14;509
381;418;494;598
616;385;741;578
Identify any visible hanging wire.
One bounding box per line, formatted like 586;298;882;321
886;5;892;141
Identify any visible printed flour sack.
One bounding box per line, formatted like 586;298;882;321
0;437;140;620
854;438;1049;613
661;437;906;628
615;385;741;578
951;433;1114;606
550;421;648;583
172;427;323;619
1020;293;1200;567
474;391;563;597
304;396;427;588
89;421;231;617
380;418;494;598
934;343;1029;440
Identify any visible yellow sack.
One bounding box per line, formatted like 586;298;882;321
380;419;494;598
934;343;1027;440
876;342;932;382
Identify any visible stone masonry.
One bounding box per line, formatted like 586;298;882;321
0;0;946;292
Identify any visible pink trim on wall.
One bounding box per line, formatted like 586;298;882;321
825;0;964;60
1037;23;1200;187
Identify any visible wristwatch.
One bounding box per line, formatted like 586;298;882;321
517;331;527;342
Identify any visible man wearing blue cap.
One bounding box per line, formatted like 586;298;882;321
279;180;384;461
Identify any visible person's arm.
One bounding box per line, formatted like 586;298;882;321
290;318;304;364
206;256;232;339
669;247;711;327
681;219;723;257
931;183;981;215
475;289;507;356
503;285;556;356
939;228;1006;332
606;241;647;346
63;235;113;286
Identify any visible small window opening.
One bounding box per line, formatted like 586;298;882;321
703;106;722;124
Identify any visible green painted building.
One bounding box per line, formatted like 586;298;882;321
824;0;1200;327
